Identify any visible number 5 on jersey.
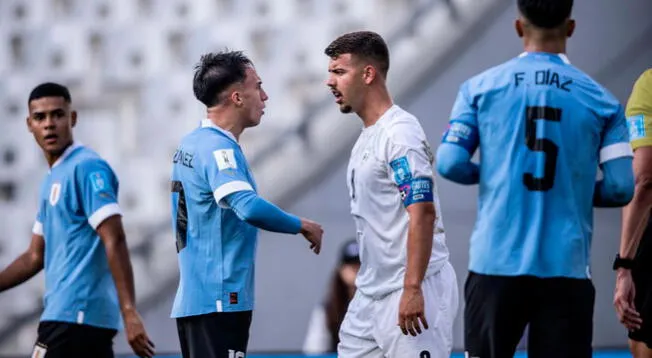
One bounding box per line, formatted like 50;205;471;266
523;106;562;192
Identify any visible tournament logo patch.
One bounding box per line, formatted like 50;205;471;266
213;149;238;170
390;156;412;185
627;114;646;140
89;171;109;192
49;183;61;206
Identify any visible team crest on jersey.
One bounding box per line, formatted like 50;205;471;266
627;114;646;140
49;183;61;206
213;149;238;170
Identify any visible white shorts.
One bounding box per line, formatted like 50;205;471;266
337;261;459;358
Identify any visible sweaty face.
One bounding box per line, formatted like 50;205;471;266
239;66;268;128
326;54;363;114
26;96;76;157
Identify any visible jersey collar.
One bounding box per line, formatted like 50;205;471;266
518;52;571;65
50;141;82;170
200;119;238;143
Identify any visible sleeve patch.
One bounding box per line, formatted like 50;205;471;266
88;171;109;193
627;114;646;140
399;177;434;207
442;120;479;154
213;149;238;170
390;156;412;185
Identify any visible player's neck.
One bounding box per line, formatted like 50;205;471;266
357;88;393;128
206;110;243;141
45;140;73;167
523;37;567;54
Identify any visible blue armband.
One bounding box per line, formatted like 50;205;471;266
442;120;479;155
399;177;434;207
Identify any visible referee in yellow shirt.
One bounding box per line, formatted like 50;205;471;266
615;68;652;358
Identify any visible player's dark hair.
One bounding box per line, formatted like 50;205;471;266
324;31;390;77
28;82;71;104
193;50;253;107
518;0;573;29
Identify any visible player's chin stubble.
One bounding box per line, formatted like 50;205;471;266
340;105;353;113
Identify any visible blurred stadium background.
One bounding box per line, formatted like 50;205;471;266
0;0;651;356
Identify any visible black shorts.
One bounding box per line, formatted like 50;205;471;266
464;272;595;358
629;224;652;347
176;310;252;358
33;321;117;358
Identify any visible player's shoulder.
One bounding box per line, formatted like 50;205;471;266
563;63;620;107
380;105;427;147
70;146;114;174
631;68;652;97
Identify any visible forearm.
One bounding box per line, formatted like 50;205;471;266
620;185;652;258
404;210;435;289
436;143;480;185
226;191;302;234
0;253;42;292
104;236;137;314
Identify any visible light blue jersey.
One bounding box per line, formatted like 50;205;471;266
170;120;258;318
442;52;632;278
32;143;122;329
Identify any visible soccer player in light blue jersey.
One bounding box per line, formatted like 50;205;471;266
0;83;154;358
170;51;323;358
436;0;634;357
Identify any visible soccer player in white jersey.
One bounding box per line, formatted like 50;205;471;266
0;83;154;357
324;31;459;358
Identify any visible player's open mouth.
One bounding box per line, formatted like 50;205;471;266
332;90;343;104
44;134;58;144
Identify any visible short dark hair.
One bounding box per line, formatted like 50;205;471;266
28;82;71;104
324;31;390;77
518;0;573;29
193;50;253;107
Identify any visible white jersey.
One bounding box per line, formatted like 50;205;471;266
347;105;449;299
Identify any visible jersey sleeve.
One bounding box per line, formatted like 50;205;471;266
626;69;652;150
201;143;254;206
599;104;633;164
441;81;480;155
386;122;436;208
76;159;122;230
32;200;45;236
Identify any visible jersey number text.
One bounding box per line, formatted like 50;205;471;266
523;106;561;191
171;181;188;252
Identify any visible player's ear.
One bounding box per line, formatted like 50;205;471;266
362;64;376;85
515;18;524;38
70;110;77;128
566;19;575;38
25;114;34;133
230;90;243;107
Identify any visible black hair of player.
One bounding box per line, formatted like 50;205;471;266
518;0;573;29
193;50;253;107
324;31;390;77
28;82;71;104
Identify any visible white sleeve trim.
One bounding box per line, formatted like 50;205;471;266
88;203;122;230
213;180;254;206
600;142;633;164
32;221;43;236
